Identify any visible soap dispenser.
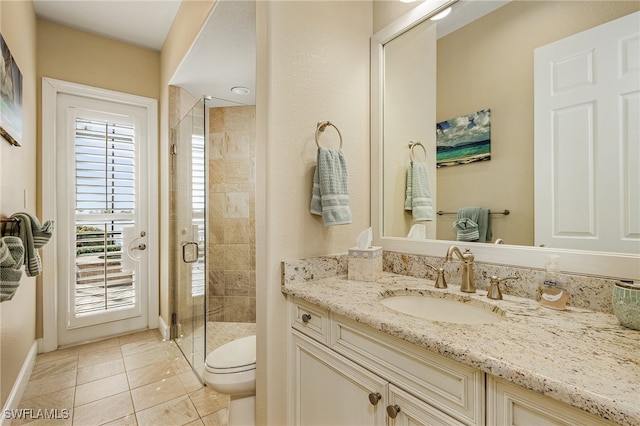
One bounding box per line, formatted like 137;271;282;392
538;255;569;310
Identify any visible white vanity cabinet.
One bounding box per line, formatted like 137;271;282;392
486;376;615;426
289;298;479;425
288;296;619;426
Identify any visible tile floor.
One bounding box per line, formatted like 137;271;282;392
15;330;229;426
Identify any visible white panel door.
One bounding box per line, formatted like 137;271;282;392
534;11;640;254
56;93;150;345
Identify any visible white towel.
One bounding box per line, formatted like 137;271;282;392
310;147;352;226
404;162;434;221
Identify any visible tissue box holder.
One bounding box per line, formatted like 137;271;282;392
348;247;382;282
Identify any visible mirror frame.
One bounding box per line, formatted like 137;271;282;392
371;0;639;280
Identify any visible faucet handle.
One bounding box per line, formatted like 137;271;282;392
426;264;447;289
487;275;519;300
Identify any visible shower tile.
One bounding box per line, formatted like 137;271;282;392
209;193;225;218
225;271;250;296
210;222;224;245
209;270;225;296
224;193;249;219
210;246;225;271
224;245;250;270
225;160;250;184
223;297;252;323
225;131;251;160
224;219;251;244
209;132;225;160
210;159;225;185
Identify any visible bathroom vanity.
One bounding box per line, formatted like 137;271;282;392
282;259;639;426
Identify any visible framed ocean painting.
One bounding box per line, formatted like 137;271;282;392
1;33;23;147
436;109;490;167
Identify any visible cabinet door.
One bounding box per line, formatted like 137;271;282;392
487;376;615;426
387;384;465;426
291;331;388;426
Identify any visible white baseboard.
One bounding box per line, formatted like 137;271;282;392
1;341;38;426
158;315;170;341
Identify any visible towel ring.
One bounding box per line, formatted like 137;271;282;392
408;141;427;163
315;121;343;149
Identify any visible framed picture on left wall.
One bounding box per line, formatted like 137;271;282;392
0;33;23;147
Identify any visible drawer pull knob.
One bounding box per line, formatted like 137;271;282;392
386;405;401;418
368;392;382;405
301;313;312;323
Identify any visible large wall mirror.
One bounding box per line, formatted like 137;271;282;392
371;0;639;278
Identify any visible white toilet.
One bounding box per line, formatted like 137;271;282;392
203;335;256;426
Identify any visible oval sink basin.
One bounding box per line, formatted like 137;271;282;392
380;295;504;325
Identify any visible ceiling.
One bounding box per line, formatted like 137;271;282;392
33;0;256;106
33;0;181;51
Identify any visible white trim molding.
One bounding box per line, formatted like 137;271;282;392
0;342;38;425
41;78;159;352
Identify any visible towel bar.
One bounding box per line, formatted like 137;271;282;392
437;210;510;216
315;121;343;149
408;141;427;162
0;218;20;223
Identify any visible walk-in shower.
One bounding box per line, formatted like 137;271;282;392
169;93;256;379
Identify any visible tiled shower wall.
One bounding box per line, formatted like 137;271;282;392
207;106;256;323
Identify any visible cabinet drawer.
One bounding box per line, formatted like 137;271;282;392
486;376;615;426
331;315;484;425
289;297;330;345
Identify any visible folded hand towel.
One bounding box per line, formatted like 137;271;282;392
4;212;54;277
0;236;25;302
453;207;492;242
454;207;480;241
404;162;434;221
310;147;352;226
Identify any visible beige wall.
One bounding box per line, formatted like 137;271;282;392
36;20;160;99
160;0;216;328
0;0;37;408
435;1;639;245
256;1;372;423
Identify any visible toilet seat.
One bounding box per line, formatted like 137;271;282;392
205;335;256;374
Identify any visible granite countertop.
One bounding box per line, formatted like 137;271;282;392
281;272;640;425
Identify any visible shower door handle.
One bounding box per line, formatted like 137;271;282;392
182;242;199;263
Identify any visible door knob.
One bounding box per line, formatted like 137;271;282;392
368;392;382;405
386;405;401;418
133;243;146;251
301;313;312;323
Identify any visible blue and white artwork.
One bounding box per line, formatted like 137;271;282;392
436;109;490;167
1;33;23;147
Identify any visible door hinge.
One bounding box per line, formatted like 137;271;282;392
171;144;178;155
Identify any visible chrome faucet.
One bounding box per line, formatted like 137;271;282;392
445;246;476;293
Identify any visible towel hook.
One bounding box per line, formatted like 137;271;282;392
315;121;343;149
408;141;427;163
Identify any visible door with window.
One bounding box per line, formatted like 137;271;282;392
56;93;151;345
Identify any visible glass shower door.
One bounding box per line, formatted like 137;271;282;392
171;99;207;377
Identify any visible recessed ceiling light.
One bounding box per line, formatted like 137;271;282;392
231;86;251;95
430;7;452;20
399;0;417;3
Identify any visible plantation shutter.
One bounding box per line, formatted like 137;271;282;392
74;118;136;314
191;135;206;296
